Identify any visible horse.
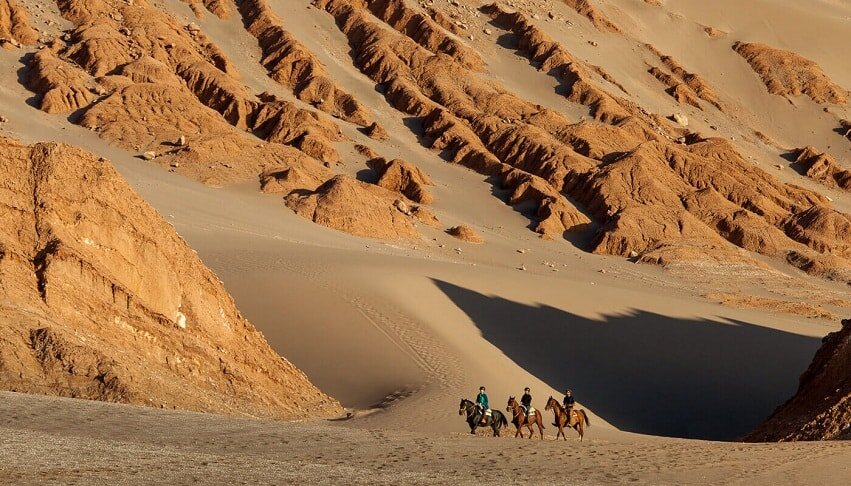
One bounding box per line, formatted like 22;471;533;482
458;398;508;437
545;396;591;441
506;396;545;439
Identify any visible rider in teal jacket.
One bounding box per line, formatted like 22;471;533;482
476;386;489;410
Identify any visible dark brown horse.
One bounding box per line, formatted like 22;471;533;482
506;396;545;439
545;396;590;441
459;399;508;437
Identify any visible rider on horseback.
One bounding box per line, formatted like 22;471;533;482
521;387;532;415
563;389;575;412
476;386;489;412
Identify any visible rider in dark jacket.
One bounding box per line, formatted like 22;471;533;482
520;387;532;414
563;389;575;411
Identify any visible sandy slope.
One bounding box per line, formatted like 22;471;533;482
1;391;850;485
0;85;836;440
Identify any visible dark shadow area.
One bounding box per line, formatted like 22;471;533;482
401;116;439;151
487;176;538;232
433;279;821;440
495;32;520;51
16;53;40;109
781;150;808;177
355;167;379;184
779;150;800;164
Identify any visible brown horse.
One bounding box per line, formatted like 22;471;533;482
506;396;545;439
545;396;590;441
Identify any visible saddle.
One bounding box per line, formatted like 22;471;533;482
479;408;492;426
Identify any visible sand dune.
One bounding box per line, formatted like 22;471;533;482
1;0;851;483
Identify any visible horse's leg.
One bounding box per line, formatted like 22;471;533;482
515;421;522;438
537;414;544;440
526;418;534;439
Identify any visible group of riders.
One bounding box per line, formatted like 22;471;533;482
475;386;575;417
459;385;589;440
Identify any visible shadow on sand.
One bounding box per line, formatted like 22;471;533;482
433;279;821;440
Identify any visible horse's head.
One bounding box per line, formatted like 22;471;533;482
506;396;516;412
458;398;468;415
545;396;555;410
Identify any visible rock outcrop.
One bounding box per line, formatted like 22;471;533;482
284;175;420;240
24;0;342;186
746;318;851;441
561;0;621;33
307;0;850;281
794;147;851;191
0;137;341;419
733;42;848;104
236;0;374;127
11;0;851;284
646;44;723;110
446;225;483;243
368;157;434;204
0;0;37;47
25;49;98;114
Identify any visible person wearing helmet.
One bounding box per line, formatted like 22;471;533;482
520;387;533;415
475;386;490;412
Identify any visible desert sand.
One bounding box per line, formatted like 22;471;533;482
1;0;851;484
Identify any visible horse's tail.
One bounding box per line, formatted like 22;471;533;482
500;411;509;428
580;410;591;428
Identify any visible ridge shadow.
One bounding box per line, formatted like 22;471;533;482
433;279;821;440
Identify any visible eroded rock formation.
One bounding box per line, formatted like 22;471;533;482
746;318;851;441
0;137;340;419
733;42;848;104
794;147;851;191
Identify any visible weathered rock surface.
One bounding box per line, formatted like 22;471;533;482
24;0;342;186
794;146;851;191
368;157;434;204
0;137;340;419
284;175;419;240
236;0;373;126
446;225;483;243
561;0;621;33
733;42;848;104
746;318;851;441
0;0;37;47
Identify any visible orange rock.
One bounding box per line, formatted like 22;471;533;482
446;225;483;243
364;121;389;141
368;158;434;204
561;0;621;33
794;146;851;191
285;175;419;240
236;0;373;126
26;50;97;114
0;137;341;419
0;0;38;47
733;42;848;104
746;318;851;441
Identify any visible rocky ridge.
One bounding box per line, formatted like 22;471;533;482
746;318;851;441
0;137;340;419
733;42;848;105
